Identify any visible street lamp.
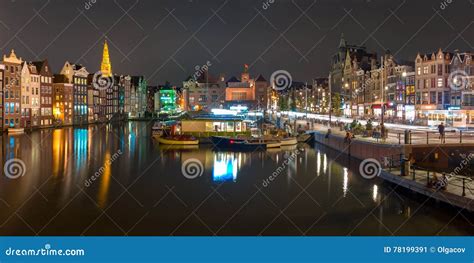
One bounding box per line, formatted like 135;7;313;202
402;71;407;122
382;85;388;125
328;73;332;129
344;83;349;117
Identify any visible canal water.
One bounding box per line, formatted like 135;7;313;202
0;122;472;236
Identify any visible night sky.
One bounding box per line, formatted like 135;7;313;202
0;0;472;85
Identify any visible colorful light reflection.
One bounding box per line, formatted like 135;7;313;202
212;153;238;182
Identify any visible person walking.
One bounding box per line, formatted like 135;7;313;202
438;122;445;143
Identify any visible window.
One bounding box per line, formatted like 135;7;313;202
231;92;247;101
430;91;436;104
423;66;429;74
437;78;443;88
417;67;421;75
444;91;450;105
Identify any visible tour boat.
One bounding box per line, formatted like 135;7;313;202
157;135;199;145
264;140;282;148
280;137;298;146
211;136;266;151
152;122;171;138
7;128;25;134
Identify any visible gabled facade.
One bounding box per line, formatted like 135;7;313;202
32;59;53;127
53;74;73;125
3;50;23;130
20;61;41;128
414;49;453;125
60;62;89;125
451;51;474;109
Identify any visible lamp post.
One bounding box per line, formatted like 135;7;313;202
382;85;388;125
402;71;407;123
328;73;332;129
344;82;349;118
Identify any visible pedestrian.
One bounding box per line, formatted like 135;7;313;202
438;122;445;143
344;131;352;143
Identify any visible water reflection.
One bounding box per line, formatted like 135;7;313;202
74;129;88;169
212;152;239;182
342;167;348;197
98;151;112;209
372;184;379;203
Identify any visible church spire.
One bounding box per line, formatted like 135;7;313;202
101;40;112;77
339;33;346;48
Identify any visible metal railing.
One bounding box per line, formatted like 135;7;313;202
384;155;473;198
395;130;474;145
409;165;473;197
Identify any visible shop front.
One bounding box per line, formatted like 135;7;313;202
405;105;415;122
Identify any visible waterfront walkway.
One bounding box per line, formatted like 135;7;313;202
382;168;474;212
305;122;474;145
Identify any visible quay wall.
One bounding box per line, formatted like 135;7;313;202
310;130;404;161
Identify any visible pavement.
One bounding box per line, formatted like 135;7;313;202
305;122;474;145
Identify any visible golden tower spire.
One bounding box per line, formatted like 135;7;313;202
100;40;112;77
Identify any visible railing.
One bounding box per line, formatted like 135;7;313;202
280;113;474;145
409;165;473;197
383;153;404;172
394;130;474;145
378;155;473;198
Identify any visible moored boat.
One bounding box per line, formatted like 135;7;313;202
7;128;25;134
157;135;199;145
264;140;281;148
280;137;298;146
211;136;266;151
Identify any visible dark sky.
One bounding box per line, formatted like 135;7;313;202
0;0;472;85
